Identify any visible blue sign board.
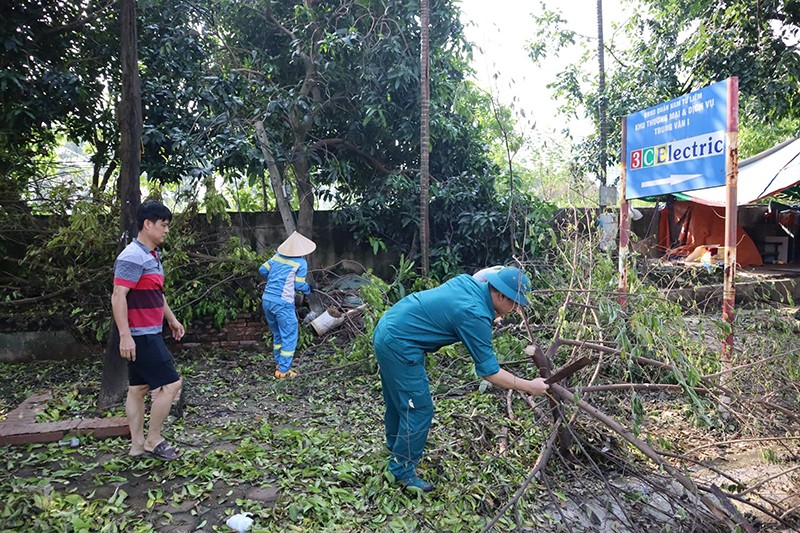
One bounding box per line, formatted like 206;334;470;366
625;80;729;199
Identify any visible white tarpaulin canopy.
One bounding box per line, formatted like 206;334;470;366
682;137;800;206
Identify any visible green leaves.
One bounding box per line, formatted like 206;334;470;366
631;392;645;436
528;0;800;184
0;334;560;532
164;226;262;330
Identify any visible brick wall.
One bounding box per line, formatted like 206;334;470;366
170;312;267;350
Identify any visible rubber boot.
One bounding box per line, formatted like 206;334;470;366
401;475;434;493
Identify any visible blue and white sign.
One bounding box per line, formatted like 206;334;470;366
625;80;729;199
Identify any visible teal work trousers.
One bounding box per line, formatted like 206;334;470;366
373;323;434;482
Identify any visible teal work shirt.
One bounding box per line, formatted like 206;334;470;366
378;274;500;376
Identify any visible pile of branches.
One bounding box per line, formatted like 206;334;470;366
479;334;799;532
296;224;799;530
474;212;800;532
0;197;264;343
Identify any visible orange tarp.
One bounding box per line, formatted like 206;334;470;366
658;201;763;267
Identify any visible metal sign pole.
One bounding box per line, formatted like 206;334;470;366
721;76;739;367
618;117;629;312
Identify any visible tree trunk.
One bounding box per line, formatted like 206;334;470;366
292;143;314;241
99;0;142;408
99;325;125;409
419;0;431;276
254;120;296;236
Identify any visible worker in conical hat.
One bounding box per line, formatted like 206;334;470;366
277;231;316;257
259;231;316;378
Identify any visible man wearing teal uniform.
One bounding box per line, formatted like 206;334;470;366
373;266;549;492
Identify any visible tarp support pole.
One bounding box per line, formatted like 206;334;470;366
618;117;629;312
722;76;739;367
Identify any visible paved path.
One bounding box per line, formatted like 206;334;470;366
0;391;129;445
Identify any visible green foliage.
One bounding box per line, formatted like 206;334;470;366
0;343;554;531
162;219;262;329
739;115;800;159
0;481;141;533
0;189;265;341
368;236;386;255
528;0;800;184
0;0;119;199
631;392;645;436
336;171;558;274
526;227;742;429
385;255;440;303
3;0;561;285
1;237;799;531
2;190;118;342
760;447;779;465
36;388;83;423
357;274;392;316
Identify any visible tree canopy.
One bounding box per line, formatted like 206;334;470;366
529;0;800;180
1;0;558;341
2;0;551;270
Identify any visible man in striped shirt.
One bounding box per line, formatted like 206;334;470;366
112;201;184;461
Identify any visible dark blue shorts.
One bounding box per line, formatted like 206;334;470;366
128;334;180;389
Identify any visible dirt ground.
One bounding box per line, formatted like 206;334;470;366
1;328;799;532
0;345;386;531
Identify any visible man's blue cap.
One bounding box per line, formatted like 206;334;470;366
484;267;531;307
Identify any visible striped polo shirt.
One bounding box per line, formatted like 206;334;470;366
113;239;165;335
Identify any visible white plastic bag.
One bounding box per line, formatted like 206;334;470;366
598;212;618;251
226;513;254;533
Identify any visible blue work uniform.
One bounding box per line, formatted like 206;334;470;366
259;254;311;372
373;274;500;482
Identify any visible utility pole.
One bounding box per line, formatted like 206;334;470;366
99;0;142;407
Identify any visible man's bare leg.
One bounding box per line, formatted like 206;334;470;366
144;378;182;451
126;385;149;456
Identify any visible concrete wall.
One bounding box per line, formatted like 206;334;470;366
0;332;90;363
194;211;399;278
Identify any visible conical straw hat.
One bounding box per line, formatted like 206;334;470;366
277;231;316;257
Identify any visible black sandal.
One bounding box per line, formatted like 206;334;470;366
147;440;181;461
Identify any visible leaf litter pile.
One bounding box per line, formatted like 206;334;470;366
1;262;799;532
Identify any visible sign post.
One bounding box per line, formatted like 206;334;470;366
618;118;629;312
621;78;739;362
625;80;730;200
722;77;739;366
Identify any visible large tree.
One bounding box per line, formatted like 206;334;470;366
175;0;504;256
99;0;143;407
420;0;432;274
1;0;551;328
0;0;118;200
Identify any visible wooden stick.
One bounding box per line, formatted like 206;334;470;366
698;484;787;525
731;464;800;497
576;383;710;394
480;428;558;533
701;353;786;380
547;383;743;529
684;436;800;457
709;485;757;533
